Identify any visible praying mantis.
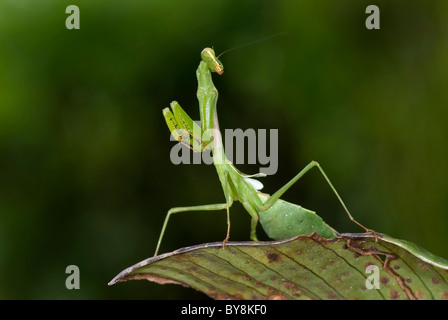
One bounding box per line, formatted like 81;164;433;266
154;48;374;256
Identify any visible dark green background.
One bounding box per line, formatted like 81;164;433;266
1;0;447;299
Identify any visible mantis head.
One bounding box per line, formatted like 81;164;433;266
201;48;224;75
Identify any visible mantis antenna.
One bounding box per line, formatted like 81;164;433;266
217;32;288;58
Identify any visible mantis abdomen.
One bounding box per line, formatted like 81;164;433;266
257;193;337;240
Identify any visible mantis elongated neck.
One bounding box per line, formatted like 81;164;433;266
196;61;227;164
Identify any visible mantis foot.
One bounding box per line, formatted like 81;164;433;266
351;219;378;242
366;228;379;242
221;235;229;250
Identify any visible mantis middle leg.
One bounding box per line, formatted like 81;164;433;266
154;203;231;256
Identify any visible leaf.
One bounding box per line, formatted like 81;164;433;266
109;233;448;300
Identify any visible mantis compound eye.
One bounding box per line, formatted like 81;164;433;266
201;48;224;75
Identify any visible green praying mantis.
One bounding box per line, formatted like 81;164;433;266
154;48;375;256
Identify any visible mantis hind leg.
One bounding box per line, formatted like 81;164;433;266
154;203;230;256
259;161;377;240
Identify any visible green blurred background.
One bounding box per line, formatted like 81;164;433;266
1;0;447;299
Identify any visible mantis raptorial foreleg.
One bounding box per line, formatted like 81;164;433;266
163;101;213;152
